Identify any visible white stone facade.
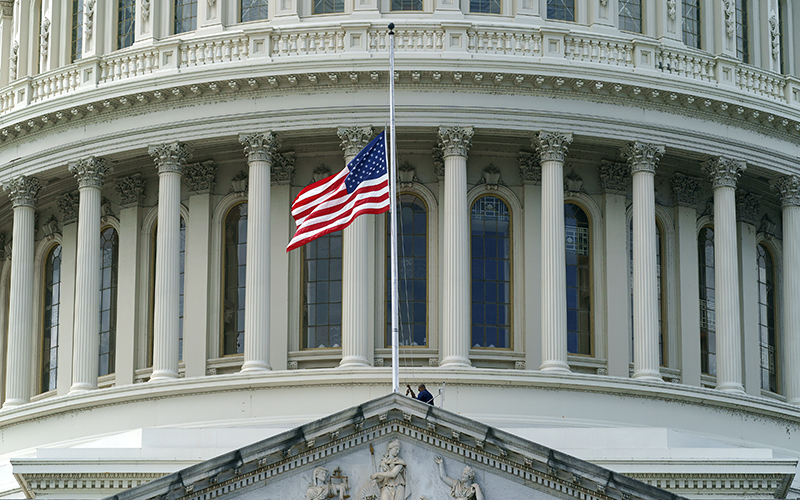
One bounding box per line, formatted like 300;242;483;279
0;0;800;499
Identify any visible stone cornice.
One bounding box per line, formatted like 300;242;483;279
703;157;747;189
68;156;112;189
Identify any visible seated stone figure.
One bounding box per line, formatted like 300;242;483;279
433;456;484;500
306;467;348;500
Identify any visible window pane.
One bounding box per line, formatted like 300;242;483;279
223;203;247;355
392;0;422;11
618;0;642;33
99;228;119;376
41;245;62;393
757;244;778;393
175;0;198;33
242;0;269;21
117;0;136;49
303;232;343;348
469;0;501;14
313;0;344;15
71;0;84;62
698;227;716;375
735;0;749;62
681;0;701;48
546;0;574;21
565;203;591;355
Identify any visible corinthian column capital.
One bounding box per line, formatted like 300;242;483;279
772;175;800;207
239;131;280;163
703;157;746;189
671;173;701;207
338;126;374;158
621;142;665;174
149;142;192;175
438;126;474;158
532;131;573;163
2;176;44;208
68;157;112;189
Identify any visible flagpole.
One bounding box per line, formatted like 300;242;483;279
388;23;400;394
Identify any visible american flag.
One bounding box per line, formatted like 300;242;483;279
287;131;390;252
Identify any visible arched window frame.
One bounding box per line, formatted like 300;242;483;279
563;192;604;365
695;216;715;382
32;234;63;397
221;200;248;357
466;184;523;356
137;204;190;372
98;216;121;385
755;234;783;397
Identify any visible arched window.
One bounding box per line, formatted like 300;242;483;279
471;196;511;349
619;0;642;33
41;244;62;393
117;0;135;49
565;202;591;355
546;0;574;21
222;203;247;356
469;0;501;15
757;244;778;393
313;0;344;14
71;0;83;62
149;217;186;364
682;0;701;48
629;219;666;365
735;0;748;63
698;226;716;376
99;227;119;376
175;0;198;33
242;0;268;21
302;233;343;349
387;194;427;347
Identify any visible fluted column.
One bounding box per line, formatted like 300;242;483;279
773;175;800;404
339;126;374;368
532;131;573;373
238;132;280;372
438;126;473;368
703;157;746;393
622;142;665;381
2;176;43;408
68;157;112;393
148;142;191;382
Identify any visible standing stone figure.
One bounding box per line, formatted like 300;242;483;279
434;456;484;500
306;467;348;500
369;439;409;500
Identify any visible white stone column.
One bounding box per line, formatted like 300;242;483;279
438;126;474;368
270;153;295;371
773;175;800;404
703;157;747;393
0;2;13;87
238;132;280;373
1;176;43;408
338;126;374;368
520;153;542;371
148;142;191;382
68;157;111;393
622;142;665;381
532;131;573;373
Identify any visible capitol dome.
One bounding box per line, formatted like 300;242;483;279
0;0;799;498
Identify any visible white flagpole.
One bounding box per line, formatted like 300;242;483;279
388;23;400;394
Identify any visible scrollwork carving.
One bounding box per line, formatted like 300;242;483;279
9;41;18;81
620;142;665;174
564;170;583;193
432;148;444;179
477;164;503;190
149;142;192;175
85;0;96;41
40;17;50;61
183;161;217;192
667;0;676;20
398;162;418;188
115;174;147;206
239;132;280;164
69;156;112;189
723;0;735;37
338;126;374;158
532;131;573;163
58;191;80;223
2;176;44;208
42;215;60;240
702;157;746;189
141;0;150;21
272;152;296;185
598;160;629;194
438;126;474;158
771;175;800;207
735;190;760;225
518;152;540;185
671;173;701;207
769;14;780;60
230;171;248;197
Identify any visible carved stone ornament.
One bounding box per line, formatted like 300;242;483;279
432;148;444;178
620;142;665;174
478;164;504;190
230;171;248;197
359;439;408;500
9;41;18;81
149;142;192;175
438;126;474;158
598;160;629;194
272;152;296;185
532;131;573;163
599;0;607;5
4;237;10;261
723;0;735;37
2;176;44;208
518;152;541;185
42;215;60;240
100;197;115;218
183;160;217;193
667;0;676;20
306;466;349;500
771;174;800;207
85;0;96;41
115;174;147;206
434;455;483;500
702;157;746;189
671;173;701;207
69;156;112;189
758;213;778;239
0;1;12;17
239;131;280;164
398;161;418;188
735;190;760;225
40;17;50;61
58;191;81;223
141;0;150;21
312;164;331;183
564;170;583;193
338;126;374;158
769;14;780;60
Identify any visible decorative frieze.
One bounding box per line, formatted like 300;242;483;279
2;176;44;208
771;175;800;207
239;132;280;163
703;157;746;188
735;191;761;225
398;162;418;188
532;131;573;163
313;164;332;183
58;191;81;223
518;152;541;185
598;160;629;194
272;152;296;185
69;156;112;189
621;142;665;174
115;174;147;207
478;164;503;190
671;173;701;207
183;161;217;193
338;126;373;158
149;142;192;174
230;171;248;197
437;126;473;158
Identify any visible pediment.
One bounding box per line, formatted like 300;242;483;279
109;394;682;500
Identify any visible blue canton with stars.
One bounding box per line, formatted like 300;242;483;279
344;131;388;194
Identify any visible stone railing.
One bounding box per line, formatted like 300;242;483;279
1;22;798;120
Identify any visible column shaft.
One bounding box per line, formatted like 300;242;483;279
783;205;800;403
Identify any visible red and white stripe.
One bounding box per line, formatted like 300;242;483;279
286;167;389;251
